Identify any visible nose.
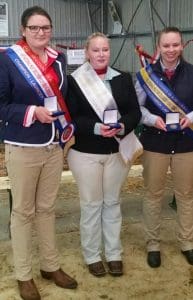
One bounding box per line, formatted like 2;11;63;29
168;46;175;51
38;28;45;34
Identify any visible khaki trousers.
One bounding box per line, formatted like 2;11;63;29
142;150;193;252
5;144;63;281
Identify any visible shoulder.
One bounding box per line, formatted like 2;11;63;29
56;51;66;65
181;59;193;71
151;60;162;72
0;50;13;71
111;67;132;76
110;67;133;84
67;73;80;88
0;50;8;62
111;67;133;79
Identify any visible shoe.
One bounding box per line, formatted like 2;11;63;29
88;261;106;277
147;251;161;268
107;261;123;276
40;268;77;289
181;249;193;265
18;279;41;300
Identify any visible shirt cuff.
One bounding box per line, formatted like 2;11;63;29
186;111;193;123
23;105;36;127
116;126;125;136
94;122;102;135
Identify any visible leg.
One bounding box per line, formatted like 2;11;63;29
35;145;63;272
34;145;77;288
102;153;129;262
67;149;104;264
5;145;42;281
172;152;193;251
142;151;170;251
169;194;177;211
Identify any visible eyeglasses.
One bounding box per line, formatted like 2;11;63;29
25;25;52;33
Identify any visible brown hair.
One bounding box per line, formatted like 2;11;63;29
21;6;52;27
157;26;183;45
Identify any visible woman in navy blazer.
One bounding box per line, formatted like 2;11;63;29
0;6;77;300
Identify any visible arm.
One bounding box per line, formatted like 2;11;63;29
0;55;29;125
0;53;55;126
135;79;166;131
111;72;141;135
66;76;99;136
135;80;157;126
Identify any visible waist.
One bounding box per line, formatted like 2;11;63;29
6;143;60;150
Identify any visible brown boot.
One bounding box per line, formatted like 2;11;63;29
18;279;41;300
40;268;78;289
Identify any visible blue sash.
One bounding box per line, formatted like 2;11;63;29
136;64;193;138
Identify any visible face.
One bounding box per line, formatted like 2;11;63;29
22;14;52;51
86;36;110;69
158;32;183;68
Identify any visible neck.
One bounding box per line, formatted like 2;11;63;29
161;59;178;70
30;47;48;63
94;67;108;75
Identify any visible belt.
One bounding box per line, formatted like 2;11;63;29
8;143;59;149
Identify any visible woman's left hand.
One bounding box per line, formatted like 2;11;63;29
100;124;122;137
180;117;191;129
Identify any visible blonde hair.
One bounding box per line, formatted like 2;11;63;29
85;32;109;51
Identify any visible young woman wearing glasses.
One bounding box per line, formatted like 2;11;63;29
0;6;77;300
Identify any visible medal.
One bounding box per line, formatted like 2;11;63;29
61;123;75;143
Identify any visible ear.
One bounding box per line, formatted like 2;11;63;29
20;26;25;37
85;49;89;61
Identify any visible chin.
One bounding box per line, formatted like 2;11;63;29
96;64;107;69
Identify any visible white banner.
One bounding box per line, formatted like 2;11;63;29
0;2;8;36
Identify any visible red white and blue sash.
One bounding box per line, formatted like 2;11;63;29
6;40;74;148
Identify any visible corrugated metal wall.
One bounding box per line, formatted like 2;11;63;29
0;0;102;49
109;0;193;74
1;0;193;74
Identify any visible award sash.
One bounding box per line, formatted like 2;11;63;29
136;64;193;137
6;40;74;148
72;62;143;164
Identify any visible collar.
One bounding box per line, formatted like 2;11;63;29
103;66;120;81
160;59;180;72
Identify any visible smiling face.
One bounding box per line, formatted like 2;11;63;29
85;36;110;70
158;31;183;68
21;14;52;52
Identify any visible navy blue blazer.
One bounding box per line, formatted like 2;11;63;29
140;59;193;154
0;49;67;145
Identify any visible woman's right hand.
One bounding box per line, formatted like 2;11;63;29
155;116;167;131
100;124;122;137
34;106;57;123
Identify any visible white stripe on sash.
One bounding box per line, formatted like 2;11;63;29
11;45;54;97
72;62;117;121
72;62;143;164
